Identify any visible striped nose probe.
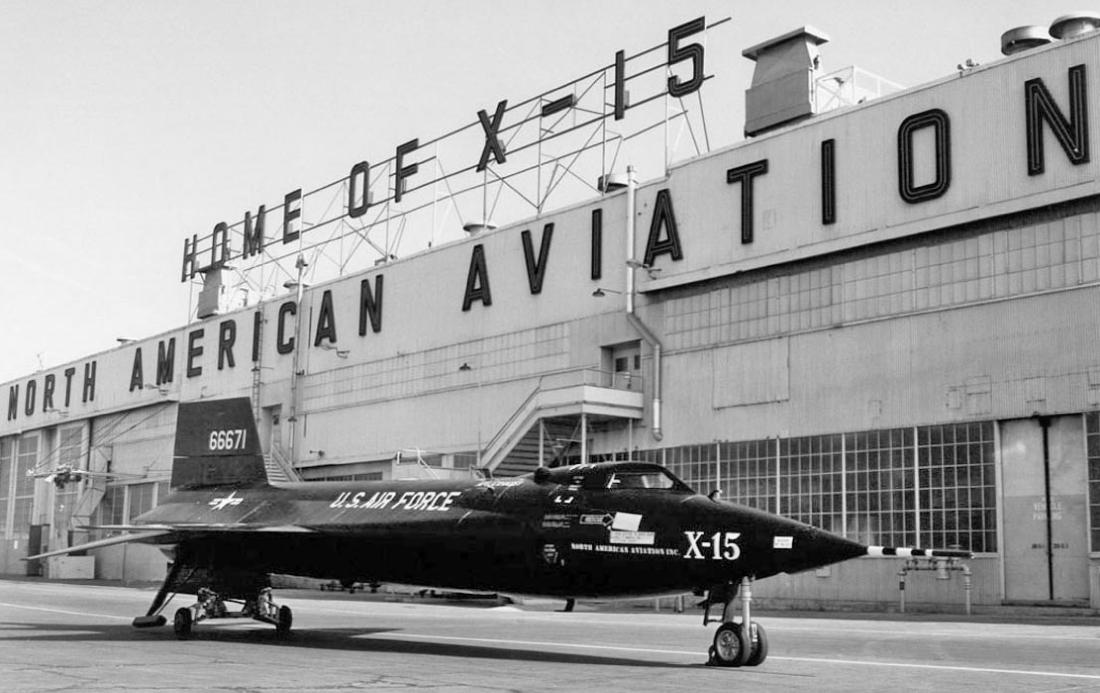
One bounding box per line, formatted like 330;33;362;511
865;546;972;559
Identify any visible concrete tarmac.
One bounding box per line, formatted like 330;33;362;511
1;579;1098;692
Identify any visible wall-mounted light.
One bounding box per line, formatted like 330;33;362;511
319;344;350;358
626;259;662;279
592;287;624;297
458;362;472;371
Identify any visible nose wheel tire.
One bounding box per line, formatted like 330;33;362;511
275;605;293;636
710;622;751;667
173;608;193;639
745;621;768;666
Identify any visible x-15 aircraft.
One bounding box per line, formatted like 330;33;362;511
28;397;971;667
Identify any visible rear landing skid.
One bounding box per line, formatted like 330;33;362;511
169;587;292;638
130;562;292;638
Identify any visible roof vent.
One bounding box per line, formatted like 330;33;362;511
742;26;830;137
1001;25;1052;55
598;171;630;192
196;267;229;319
462;220;496;235
1050;11;1100;39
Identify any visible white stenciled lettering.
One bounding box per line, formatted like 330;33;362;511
683;530;706;559
333;489;461;512
682;530;741;560
365;491;394;509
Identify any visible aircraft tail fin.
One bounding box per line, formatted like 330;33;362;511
170;397;270;490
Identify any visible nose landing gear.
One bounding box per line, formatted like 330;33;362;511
704;576;768;667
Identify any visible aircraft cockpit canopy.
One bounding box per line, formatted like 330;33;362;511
534;462;693;493
605;469;676;490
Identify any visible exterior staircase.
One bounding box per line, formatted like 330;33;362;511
482;368;645;477
493;418;580;476
265;444;301;483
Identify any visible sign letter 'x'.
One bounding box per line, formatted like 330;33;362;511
476;100;508;172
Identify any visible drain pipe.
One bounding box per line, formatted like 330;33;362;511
624;165;663;441
1036;414;1055;601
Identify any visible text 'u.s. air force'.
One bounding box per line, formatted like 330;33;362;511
330;490;461;512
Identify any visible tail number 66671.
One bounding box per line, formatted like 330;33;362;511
208;429;247;451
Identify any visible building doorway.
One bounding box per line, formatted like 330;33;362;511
608;342;641;390
1000;416;1089;604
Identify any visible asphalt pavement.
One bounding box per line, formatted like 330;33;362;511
1;579;1098;692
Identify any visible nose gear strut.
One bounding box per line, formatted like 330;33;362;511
703;576;768;667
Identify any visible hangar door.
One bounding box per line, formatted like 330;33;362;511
1000;416;1089;604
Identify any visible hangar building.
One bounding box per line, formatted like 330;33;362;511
2;14;1099;612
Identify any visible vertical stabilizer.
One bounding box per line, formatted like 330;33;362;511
171;398;269;489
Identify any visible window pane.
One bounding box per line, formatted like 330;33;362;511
845;428;913;546
918;421;996;553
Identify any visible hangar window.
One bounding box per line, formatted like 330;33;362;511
53;424;85;535
127;482;157;522
846;429;913;547
918;422;996;554
709;421;997;553
0;438;11;535
785;434;845;537
720;439;777;513
92;486;125;539
665;444;716;496
12;435;38;534
1087;411;1100;553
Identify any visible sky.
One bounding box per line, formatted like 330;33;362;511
0;0;1088;384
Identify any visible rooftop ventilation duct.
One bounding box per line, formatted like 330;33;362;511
1050;11;1100;39
196;267;229;319
1000;25;1053;55
742;26;830;138
462;220;496;235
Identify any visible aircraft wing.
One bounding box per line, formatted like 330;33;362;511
23;523;319;562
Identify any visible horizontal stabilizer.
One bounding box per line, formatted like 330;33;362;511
23;530;172;561
865;546;972;559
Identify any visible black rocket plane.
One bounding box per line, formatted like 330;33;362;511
27;398;971;667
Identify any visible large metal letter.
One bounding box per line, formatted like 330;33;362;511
462;244;492;311
1026;64;1089;176
394;139;419;203
667;17;705;98
282;188;302;243
347;161;371;218
476;100;507;171
897;109;951;203
726;160;768;244
521;224;554;295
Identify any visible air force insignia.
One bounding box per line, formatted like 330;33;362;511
209;491;244;511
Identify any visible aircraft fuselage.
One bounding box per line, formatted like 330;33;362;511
138;463;866;598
